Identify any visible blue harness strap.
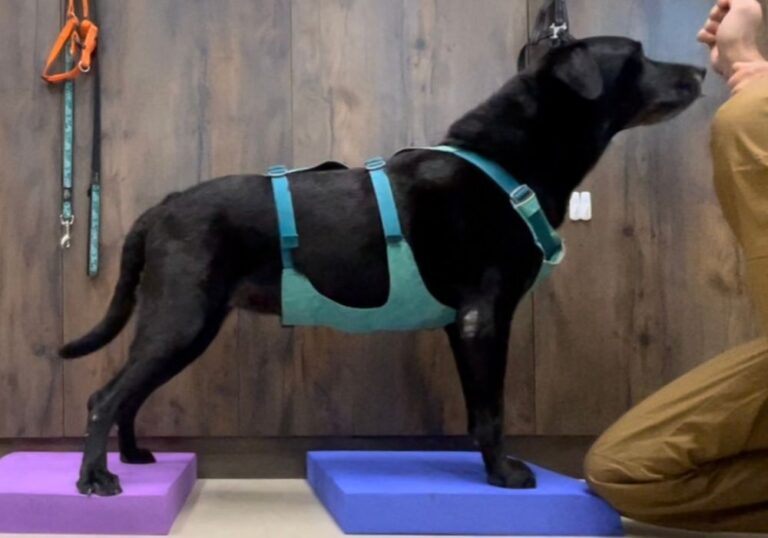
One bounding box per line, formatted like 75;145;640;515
268;165;299;268
427;145;565;282
365;157;403;240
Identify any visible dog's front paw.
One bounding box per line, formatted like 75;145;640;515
120;447;156;465
77;467;123;496
487;457;537;489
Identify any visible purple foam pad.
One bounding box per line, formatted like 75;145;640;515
308;451;624;536
0;452;196;535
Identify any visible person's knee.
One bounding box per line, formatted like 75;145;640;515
583;445;622;493
583;443;642;516
584;443;676;523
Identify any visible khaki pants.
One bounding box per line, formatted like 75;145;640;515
585;79;768;533
585;338;768;532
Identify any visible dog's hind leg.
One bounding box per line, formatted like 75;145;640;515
77;257;231;495
115;391;158;464
445;279;536;489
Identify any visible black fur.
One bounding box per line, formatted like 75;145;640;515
61;37;704;496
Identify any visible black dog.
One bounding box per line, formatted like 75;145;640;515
60;37;704;496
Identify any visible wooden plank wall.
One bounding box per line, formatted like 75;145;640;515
0;0;753;440
0;0;64;437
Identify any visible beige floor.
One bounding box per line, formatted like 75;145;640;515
4;479;767;538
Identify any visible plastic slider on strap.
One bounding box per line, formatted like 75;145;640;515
365;157;386;171
268;165;289;178
510;185;538;218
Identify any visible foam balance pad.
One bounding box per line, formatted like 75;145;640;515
308;451;623;536
0;452;197;535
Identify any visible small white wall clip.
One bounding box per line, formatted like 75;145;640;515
579;192;592;222
569;192;593;222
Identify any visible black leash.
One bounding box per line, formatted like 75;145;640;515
518;0;575;71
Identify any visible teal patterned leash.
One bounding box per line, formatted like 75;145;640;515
60;46;75;249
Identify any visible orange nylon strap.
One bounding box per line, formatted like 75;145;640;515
42;0;98;84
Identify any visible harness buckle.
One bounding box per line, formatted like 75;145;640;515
510;185;536;209
267;165;288;178
365;157;386;171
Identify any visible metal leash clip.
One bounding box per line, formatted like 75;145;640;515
60;215;74;249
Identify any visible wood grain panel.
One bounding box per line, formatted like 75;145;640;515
0;0;64;437
239;0;534;436
533;0;759;435
62;0;292;436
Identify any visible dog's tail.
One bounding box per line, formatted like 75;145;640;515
59;214;150;359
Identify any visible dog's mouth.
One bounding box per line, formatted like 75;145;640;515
628;100;697;127
623;60;706;129
627;71;705;128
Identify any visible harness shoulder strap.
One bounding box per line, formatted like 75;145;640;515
428;145;565;272
268;165;299;268
365;157;403;241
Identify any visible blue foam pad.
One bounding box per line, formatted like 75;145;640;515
307;452;623;536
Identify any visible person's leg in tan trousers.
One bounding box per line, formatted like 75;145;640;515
585;338;768;531
585;1;768;533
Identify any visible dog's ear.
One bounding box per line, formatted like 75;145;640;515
551;44;604;100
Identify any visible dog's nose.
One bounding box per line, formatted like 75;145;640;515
694;67;707;82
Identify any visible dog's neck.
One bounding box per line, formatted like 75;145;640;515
441;74;611;227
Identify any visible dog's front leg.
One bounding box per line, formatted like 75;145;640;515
445;283;536;489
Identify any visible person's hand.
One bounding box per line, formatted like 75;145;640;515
698;0;766;78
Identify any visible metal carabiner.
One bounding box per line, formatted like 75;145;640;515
60;215;74;249
549;22;569;41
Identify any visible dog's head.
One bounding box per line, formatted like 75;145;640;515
536;36;705;132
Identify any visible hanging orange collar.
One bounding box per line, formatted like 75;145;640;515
41;0;99;84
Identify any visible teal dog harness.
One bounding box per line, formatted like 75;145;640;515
269;146;564;333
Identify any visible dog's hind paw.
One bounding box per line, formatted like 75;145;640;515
120;447;156;465
77;468;123;496
487;457;537;489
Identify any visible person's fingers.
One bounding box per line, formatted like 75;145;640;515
699;0;730;44
698;29;717;46
704;19;721;34
709;2;730;22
